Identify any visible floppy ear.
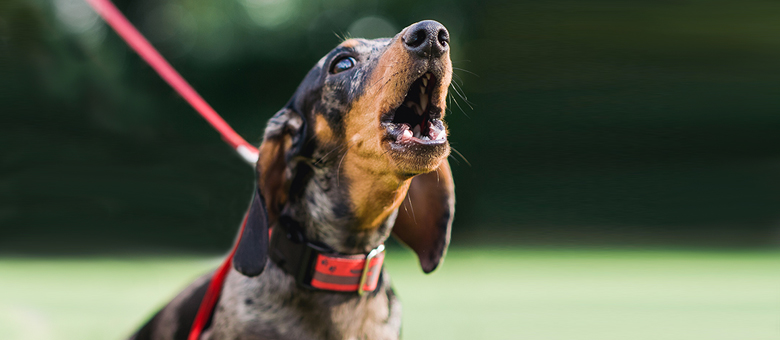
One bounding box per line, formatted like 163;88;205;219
392;159;455;273
232;188;270;277
233;108;306;277
257;108;306;221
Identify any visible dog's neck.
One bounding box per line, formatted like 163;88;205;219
283;153;412;254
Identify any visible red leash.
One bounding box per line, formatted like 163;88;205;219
84;1;259;338
187;213;250;340
85;0;259;165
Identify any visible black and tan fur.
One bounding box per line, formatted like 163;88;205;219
131;20;455;340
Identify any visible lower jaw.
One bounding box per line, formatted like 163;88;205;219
386;141;450;175
396;136;448;146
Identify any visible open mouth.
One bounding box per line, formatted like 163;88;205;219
382;72;447;145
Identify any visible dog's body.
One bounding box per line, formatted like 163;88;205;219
134;264;401;340
132;20;455;340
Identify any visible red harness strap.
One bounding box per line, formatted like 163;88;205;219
187;214;248;340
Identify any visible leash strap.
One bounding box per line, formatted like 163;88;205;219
85;0;259;165
187;213;248;340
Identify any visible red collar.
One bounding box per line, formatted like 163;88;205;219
188;214;385;340
269;218;385;294
309;244;385;293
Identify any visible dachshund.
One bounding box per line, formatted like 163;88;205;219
131;20;455;340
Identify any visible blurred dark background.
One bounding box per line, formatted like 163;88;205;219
2;0;780;254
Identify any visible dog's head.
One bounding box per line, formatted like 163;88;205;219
234;20;456;277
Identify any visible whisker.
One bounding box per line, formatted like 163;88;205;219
314;143;348;165
367;75;387;92
365;68;403;94
379;147;393;158
336;141;358;187
451;87;474;111
406;192;417;223
450;147;471;167
450;82;474;110
450;80;469;100
447;154;461;165
453;67;479;77
451;73;465;86
448;92;469;118
377;70;402;92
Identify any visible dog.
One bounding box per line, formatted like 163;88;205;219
131;20;455;340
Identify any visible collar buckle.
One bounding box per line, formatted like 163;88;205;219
357;244;385;296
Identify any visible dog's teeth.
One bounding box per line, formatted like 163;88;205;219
435;127;446;140
402;129;413;139
420;94;428;112
425;73;432;80
422;77;428;87
429;123;446;140
406;101;423;115
413;125;421;137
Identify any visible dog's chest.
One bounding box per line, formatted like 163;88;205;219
203;265;402;340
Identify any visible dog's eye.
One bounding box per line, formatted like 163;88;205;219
331;57;356;74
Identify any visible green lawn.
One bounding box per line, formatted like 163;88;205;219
0;248;778;340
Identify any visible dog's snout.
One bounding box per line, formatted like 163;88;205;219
403;20;449;59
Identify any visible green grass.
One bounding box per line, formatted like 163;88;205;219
0;248;778;340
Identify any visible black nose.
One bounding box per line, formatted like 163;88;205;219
402;20;449;59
